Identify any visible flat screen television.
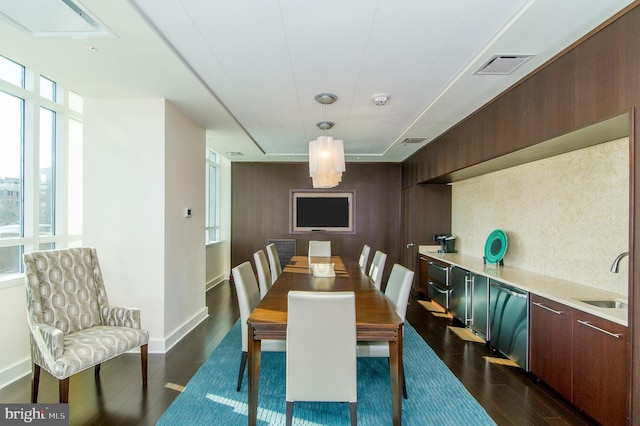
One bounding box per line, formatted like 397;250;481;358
290;190;355;233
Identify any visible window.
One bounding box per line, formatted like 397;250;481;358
206;148;220;243
0;87;24;275
0;54;83;279
0;55;23;87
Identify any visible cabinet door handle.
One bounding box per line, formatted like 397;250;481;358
532;301;563;315
428;281;450;294
576;320;621;338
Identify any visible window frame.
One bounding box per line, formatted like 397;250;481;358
205;148;220;244
0;55;83;288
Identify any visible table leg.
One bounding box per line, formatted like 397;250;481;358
248;327;261;426
389;325;403;426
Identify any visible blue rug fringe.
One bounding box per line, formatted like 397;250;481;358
158;320;495;425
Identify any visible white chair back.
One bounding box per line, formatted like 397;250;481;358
266;243;282;284
384;264;415;320
286;290;357;423
356;263;414;400
358;244;371;271
308;240;332;257
368;250;387;291
232;261;285;391
232;262;261;352
253;249;272;299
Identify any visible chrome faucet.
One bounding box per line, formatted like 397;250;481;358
610;251;629;273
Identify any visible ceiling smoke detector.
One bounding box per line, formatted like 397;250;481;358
372;94;390;106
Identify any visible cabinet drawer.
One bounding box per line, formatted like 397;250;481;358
428;280;450;309
428;261;449;285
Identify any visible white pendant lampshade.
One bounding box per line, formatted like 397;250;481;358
309;135;345;188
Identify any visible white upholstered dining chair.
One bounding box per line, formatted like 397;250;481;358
232;261;285;391
253;249;272;299
308;240;332;257
266;243;282;284
23;247;149;403
286;291;357;426
358;244;371;271
357;263;414;399
368;250;387;291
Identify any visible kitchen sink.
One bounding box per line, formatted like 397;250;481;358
578;299;627;309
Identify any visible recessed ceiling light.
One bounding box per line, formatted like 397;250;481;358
84;45;97;52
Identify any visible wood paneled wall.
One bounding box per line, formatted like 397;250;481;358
402;3;640;422
231;162;402;282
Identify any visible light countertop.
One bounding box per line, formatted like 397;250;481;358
419;247;628;326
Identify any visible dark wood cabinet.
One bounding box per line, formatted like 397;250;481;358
572;310;628;426
529;295;573;401
530;295;628;425
417;255;429;296
484;76;546;159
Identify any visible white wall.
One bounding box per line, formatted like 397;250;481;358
163;101;207;350
84;98;207;353
452;137;629;295
0;282;30;387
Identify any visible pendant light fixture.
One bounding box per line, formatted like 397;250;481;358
309;93;345;188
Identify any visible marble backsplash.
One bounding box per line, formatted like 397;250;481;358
451;137;629;296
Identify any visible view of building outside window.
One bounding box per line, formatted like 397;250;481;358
0;83;24;274
0;54;83;278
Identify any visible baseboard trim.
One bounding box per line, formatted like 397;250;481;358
206;274;227;292
0;358;31;391
154;307;209;353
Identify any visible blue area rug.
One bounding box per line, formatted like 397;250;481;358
158;320;495;425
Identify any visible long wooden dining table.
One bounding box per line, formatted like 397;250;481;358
246;255;404;425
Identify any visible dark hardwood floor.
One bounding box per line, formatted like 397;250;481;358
405;296;597;425
0;282;597;425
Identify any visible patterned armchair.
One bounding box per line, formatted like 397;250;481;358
23;247;149;403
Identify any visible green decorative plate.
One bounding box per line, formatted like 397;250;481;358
484;229;508;264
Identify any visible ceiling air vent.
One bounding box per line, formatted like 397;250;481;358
474;55;534;75
401;138;426;145
0;0;113;37
225;151;244;156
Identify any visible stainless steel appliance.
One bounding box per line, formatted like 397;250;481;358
489;279;529;370
427;261;450;309
450;266;489;340
470;274;489;340
449;266;468;324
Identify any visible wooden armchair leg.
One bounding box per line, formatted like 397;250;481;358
31;364;40;403
59;378;70;403
140;343;148;385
